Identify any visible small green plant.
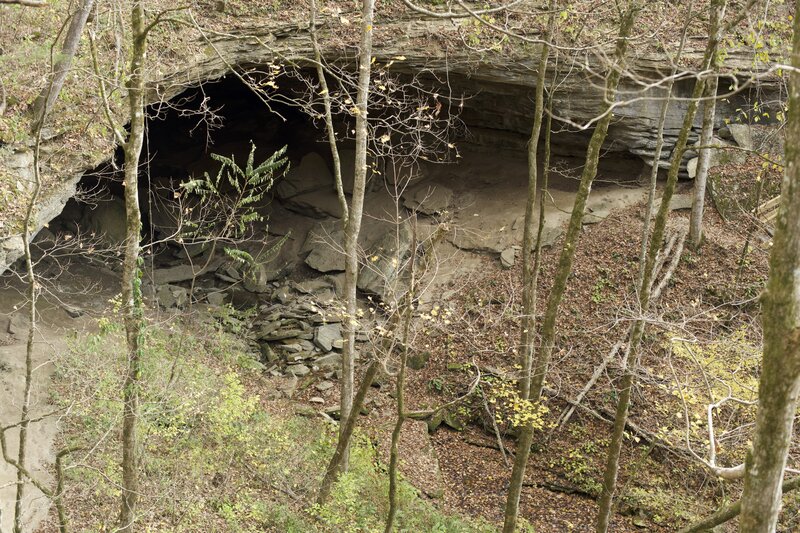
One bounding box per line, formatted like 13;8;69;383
428;376;445;393
591;268;613;303
181;142;289;266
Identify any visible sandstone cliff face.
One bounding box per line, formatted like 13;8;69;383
0;15;782;273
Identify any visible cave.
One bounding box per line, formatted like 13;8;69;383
44;71;652;312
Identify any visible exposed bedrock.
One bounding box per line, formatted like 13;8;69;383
0;16;782;274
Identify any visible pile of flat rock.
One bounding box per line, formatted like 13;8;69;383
254;278;347;377
249;277;376;384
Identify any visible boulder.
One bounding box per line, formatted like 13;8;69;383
155;284;189;309
314;324;342;352
259;342;279;363
403;184;453;215
153;264;205;284
206;291;226;306
358;221;412;297
284;187;346;219
275;152;333;199
281;339;316;354
286;363;311;377
314;352;342;369
315;380;334;392
727;124;754;151
304;222;346;273
260;329;304;342
295;279;337;304
450;222;513;253
294;278;334;295
500;248;515;269
273;285;294;304
243;259;292;293
81;198;127;245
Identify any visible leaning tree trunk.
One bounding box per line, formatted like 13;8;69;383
502;6;637;532
29;0;95;131
309;0;348;225
594;2;708;530
738;4;800;530
316;361;379;505
118;2;147;531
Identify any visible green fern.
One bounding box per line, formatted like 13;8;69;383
180;142;289;241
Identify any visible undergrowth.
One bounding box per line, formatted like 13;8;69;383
48;311;493;532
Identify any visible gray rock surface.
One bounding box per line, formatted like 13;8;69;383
315;380;334;392
314;352;342;368
314;324;342;352
155;284;188;309
243;259;291;292
275;152;333;199
403;184;453;215
286;364;310;376
500;248;515;269
206;291;226;306
304;221;346;273
358;221;412;297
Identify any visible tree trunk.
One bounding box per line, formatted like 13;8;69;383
502;7;637;532
680;476;800;533
502;6;554;532
29;0;95;131
518;3;554;400
118;3;147;531
594;5;722;531
593;3;705;530
13;85;45;533
338;0;376;473
309;0;348;226
316;361;379;505
384;219;418;532
689;58;721;246
739;6;800;528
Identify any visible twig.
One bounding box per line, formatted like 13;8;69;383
0;0;48;6
650;229;686;302
555;341;623;429
481;389;509;465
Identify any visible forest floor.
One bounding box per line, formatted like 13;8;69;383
420;199;771;532
283;180;775;531
0;177;780;532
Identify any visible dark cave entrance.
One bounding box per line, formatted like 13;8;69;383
46;72;649;311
